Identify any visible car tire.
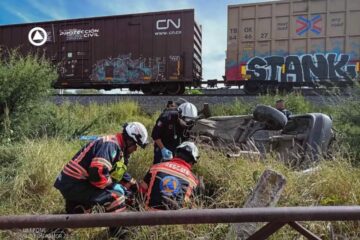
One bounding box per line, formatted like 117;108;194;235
253;105;287;130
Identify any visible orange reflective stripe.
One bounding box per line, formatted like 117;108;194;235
74;141;96;163
101;135;119;146
89;161;112;189
63;166;86;180
145;169;158;208
62;160;89;180
90;175;112;189
91;180;110;189
92;158;112;170
101;136;112;142
68;161;89;177
106;195;125;211
151;165;198;187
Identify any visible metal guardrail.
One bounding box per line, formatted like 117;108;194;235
1;207;360;239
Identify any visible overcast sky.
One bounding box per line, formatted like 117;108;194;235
0;0;275;81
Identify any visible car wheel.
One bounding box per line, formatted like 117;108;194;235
253;105;287;130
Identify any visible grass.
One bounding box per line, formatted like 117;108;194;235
211;91;324;117
1;139;360;239
1;97;360;239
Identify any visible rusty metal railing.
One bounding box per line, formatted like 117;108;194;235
1;206;360;239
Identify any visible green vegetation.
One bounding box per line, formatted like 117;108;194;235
211;91;318;116
332;86;360;161
1;53;360;238
184;88;203;95
0;50;57;142
1;130;360;239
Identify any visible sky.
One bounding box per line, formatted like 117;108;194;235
0;0;274;81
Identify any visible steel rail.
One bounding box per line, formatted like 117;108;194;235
1;206;360;230
51;88;336;97
53;93;249;97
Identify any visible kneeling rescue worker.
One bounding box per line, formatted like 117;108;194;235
141;141;200;210
54;122;148;213
151;102;198;164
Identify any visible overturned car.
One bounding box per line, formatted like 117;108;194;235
190;105;334;168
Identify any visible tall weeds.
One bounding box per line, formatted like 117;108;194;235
0;83;360;238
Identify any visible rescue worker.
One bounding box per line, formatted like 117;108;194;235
141;141;200;210
54;122;148;214
275;99;292;119
151;102;198;164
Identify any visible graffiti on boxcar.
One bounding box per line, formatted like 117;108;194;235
90;54;169;83
296;15;322;36
350;41;360;59
245;53;358;82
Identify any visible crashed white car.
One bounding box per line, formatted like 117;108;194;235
190;105;334;168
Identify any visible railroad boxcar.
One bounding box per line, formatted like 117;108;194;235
226;0;360;94
0;9;202;95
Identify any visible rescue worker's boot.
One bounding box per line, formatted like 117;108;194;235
65;200;91;214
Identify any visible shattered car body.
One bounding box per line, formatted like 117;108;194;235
190;105;334;168
266;113;334;164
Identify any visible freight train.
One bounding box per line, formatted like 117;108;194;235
226;0;360;94
0;9;202;95
0;0;360;95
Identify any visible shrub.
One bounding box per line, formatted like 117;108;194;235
332;85;360;162
0;49;57;142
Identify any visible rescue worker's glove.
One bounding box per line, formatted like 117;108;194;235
161;147;173;161
113;184;126;195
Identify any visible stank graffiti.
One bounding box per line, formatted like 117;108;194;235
245;53;358;82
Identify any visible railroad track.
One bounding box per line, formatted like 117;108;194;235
51;91;352;113
54;87;354;97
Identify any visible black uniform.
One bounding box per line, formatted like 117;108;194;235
54;134;132;213
151;109;188;164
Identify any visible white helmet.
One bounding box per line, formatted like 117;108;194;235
175;141;200;163
123;122;148;148
178;102;198;121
